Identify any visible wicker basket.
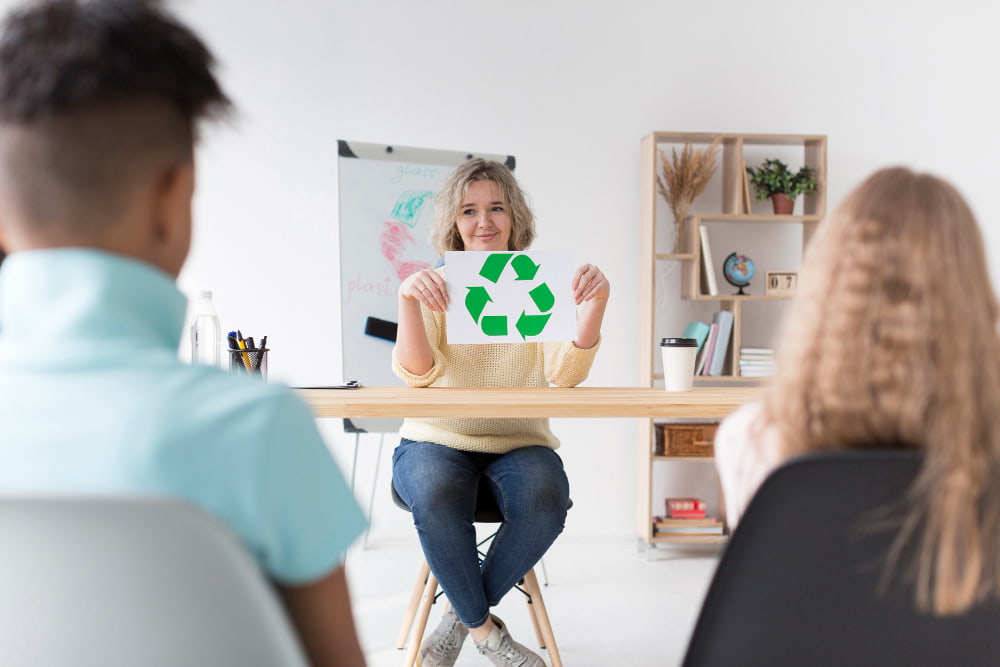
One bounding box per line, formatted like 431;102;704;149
655;422;719;456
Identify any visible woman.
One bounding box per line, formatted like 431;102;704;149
392;158;609;666
715;167;1000;615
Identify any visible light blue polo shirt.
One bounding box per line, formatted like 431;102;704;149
0;248;366;585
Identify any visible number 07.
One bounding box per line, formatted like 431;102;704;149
765;271;798;296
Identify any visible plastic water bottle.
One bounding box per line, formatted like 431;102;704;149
190;290;221;366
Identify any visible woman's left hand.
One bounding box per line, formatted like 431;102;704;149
572;264;610;305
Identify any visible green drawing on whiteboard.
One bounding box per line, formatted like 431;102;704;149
465;252;554;340
391;190;433;228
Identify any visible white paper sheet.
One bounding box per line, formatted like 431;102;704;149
444;250;577;344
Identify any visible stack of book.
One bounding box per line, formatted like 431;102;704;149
739;346;775;378
655;498;724;537
682;311;734;377
653;516;724;537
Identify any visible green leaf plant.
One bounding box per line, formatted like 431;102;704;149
746;158;818;201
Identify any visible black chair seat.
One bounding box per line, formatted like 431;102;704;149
391;482;571;524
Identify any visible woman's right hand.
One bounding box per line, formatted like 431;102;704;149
399;268;449;313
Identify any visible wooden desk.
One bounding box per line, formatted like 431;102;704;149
298;385;760;544
299;386;758;419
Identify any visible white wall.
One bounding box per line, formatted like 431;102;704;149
149;0;1000;539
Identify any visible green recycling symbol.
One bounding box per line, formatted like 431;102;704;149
464;253;554;339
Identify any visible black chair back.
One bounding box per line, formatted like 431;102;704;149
683;449;1000;666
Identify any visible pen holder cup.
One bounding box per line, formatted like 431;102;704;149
229;348;268;379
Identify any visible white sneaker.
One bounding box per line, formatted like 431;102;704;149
420;608;469;667
474;615;545;667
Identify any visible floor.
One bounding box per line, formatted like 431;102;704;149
346;533;722;667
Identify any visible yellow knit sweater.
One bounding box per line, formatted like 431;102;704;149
392;284;599;454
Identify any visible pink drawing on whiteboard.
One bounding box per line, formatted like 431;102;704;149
381;221;431;280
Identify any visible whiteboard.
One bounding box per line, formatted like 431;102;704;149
337;140;515;432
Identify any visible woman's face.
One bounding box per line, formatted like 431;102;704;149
456;179;512;251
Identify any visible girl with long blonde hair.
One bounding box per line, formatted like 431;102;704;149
715;166;1000;615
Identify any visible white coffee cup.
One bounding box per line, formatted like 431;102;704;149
660;337;698;392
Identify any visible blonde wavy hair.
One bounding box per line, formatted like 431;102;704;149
430;158;535;255
761;167;1000;615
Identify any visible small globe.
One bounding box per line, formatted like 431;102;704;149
723;253;755;295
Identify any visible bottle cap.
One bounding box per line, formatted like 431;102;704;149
660;337;697;347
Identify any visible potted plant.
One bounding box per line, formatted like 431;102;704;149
746;158;817;214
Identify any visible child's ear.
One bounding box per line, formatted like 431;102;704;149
155;162;194;232
151;161;195;276
0;221;13;259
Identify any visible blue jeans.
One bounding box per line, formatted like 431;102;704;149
392;439;570;628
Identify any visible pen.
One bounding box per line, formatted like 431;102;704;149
254;336;267;373
236;332;253;373
254;336;268;372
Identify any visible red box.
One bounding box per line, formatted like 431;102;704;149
666;497;706;518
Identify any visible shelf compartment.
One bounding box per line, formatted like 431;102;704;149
653;373;766;384
693;376;765;385
685;215;814;302
649;534;728;545
652;455;714;462
692;213;821;223
687;294;792;301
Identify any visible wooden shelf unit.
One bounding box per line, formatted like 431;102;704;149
636;131;827;545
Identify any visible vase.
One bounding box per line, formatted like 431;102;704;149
671;216;686;254
770;193;795;215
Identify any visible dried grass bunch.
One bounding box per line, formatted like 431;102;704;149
656;139;722;251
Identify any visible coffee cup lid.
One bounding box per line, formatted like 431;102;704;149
660;337;698;347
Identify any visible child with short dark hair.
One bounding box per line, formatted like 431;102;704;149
0;1;367;664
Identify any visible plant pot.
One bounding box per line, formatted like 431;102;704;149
770;193;795;215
